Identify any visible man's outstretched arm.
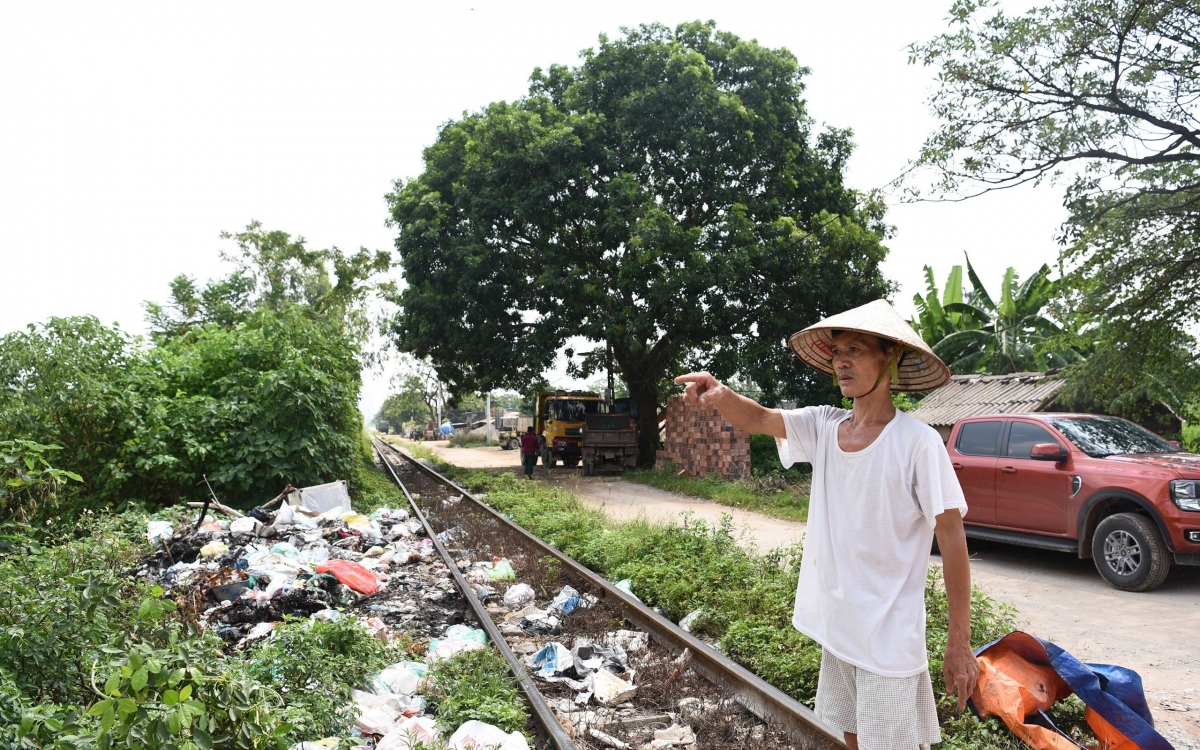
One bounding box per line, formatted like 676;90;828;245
935;508;980;710
674;372;786;439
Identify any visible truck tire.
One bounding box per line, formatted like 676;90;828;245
583;461;594;477
541;448;555;468
1092;513;1171;592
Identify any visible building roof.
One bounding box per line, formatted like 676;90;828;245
909;370;1065;427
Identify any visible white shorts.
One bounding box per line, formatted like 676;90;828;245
815;648;941;750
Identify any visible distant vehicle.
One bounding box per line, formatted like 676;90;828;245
534;390;605;468
946;413;1200;591
497;414;535;450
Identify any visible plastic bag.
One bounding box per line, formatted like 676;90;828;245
488;558;515;581
443;624;488;645
146;521;173;543
550;585;580;615
503;583;535;608
316;559;379;596
526;642;573;677
270;542;300;557
199;540;229;558
229;516;260;535
377;716;440;750
425;638;485;664
448;720;530;750
372;662;427;696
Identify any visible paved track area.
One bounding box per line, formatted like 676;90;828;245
395;439;1200;744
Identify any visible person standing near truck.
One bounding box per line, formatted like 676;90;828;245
676;299;978;749
520;426;539;479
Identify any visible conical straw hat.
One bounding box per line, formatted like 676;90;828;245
788;299;951;392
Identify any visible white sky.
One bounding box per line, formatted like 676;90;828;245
0;1;1064;419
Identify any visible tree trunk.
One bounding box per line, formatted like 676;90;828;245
619;358;663;467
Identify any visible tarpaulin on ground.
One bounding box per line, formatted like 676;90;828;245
969;631;1172;750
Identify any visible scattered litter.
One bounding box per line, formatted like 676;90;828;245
288;740;339;750
199;540;229;558
488;558;515;581
678;609;703;633
593;667;637;707
291;480;352;513
605;630;649;653
244;622;276;640
503;583;535;608
614;579;640;601
647;724;695;748
447;720;530;750
550;585;581;615
316;559;379;596
229;516;260;535
373;662;427;696
527;642;574;677
146;521;173;543
376;716;440;750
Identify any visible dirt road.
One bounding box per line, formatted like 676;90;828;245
394;440;1200;744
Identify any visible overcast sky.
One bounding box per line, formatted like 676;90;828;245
0;1;1063;418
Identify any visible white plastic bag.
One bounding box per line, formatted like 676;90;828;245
448;720;530;750
503;583;535;608
377;716;440;750
146;521;173;543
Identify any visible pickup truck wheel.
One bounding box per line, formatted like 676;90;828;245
1092;513;1171;592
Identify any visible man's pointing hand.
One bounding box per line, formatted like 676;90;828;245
674;372;730;406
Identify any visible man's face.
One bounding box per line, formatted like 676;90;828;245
829;331;891;398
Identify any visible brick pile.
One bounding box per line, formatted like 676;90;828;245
655;395;751;480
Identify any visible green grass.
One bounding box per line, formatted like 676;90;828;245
425;648;527;735
622;434;812;522
624;466;810;522
435;467;1095;749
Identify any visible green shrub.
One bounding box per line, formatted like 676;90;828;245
425;649;526;734
243;617;400;741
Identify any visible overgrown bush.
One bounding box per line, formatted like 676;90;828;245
0;440;82;529
243;617;400;741
0;310;363;514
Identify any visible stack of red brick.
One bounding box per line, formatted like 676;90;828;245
655;395;751;480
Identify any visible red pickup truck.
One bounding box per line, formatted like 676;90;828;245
946;413;1200;591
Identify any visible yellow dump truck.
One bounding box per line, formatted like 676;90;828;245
534;390;604;467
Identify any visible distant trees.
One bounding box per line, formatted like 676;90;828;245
909;0;1200;416
910;257;1080;374
387;21;892;463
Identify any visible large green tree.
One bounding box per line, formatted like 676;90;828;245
387;22;892;463
908;0;1200;410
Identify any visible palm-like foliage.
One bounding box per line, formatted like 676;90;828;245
911;256;1081;374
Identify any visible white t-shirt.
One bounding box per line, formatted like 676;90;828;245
777;406;967;677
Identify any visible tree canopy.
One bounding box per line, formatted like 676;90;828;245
908;0;1200;413
387;21;892;462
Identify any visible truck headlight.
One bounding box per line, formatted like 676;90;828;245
1170;480;1200;511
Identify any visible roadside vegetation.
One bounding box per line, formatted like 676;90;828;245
437;464;1097;748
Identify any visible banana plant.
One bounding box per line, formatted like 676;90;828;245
910;264;978;347
915;255;1081;375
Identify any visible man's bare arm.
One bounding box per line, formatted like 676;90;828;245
673;372;785;438
935;508;980;710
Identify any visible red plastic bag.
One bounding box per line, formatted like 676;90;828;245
316;559;378;596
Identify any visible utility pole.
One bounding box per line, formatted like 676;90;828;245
486;391;493;444
606;343;615;410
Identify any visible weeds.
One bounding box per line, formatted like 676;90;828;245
425;649;526;734
624;466;810;522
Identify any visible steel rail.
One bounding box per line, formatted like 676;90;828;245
372;439;579;750
377;439;847;750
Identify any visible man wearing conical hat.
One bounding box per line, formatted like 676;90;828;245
676;299;978;750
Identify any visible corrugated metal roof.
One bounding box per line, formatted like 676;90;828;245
909;371;1064;427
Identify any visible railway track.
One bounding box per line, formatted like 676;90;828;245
373;437;845;750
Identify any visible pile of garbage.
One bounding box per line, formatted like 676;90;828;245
137;482;537;748
138;482;470;646
474;571;699;749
